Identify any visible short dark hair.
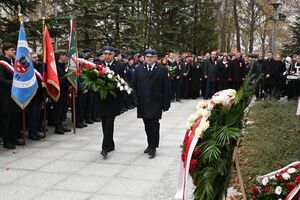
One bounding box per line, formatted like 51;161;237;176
54;50;68;62
2;42;16;55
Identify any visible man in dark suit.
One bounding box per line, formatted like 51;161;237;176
262;52;279;97
203;51;218;99
134;49;171;158
231;52;246;91
99;46;125;158
0;43;20;149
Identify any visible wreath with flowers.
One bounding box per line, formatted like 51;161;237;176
71;58;132;99
175;76;255;200
252;161;300;200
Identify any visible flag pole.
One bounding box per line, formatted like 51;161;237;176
42;16;47;139
72;88;76;134
18;9;27;147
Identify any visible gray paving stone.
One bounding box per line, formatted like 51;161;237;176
0;185;45;200
30;149;72;160
34;189;91;200
61;150;99;162
89;194;139;200
53;175;109;193
39;160;87;174
0;168;29;185
94;152;140;165
98;178;155;197
14;171;67;188
77;163;124;177
4;157;52;171
118;166;166;181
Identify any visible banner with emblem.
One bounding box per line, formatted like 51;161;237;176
67;19;78;91
11;22;38;109
43;26;60;101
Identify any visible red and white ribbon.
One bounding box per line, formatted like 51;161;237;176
0;60;42;81
175;89;236;200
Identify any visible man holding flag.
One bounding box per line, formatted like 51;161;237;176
0;43;20;149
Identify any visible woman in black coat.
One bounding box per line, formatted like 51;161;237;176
217;54;232;91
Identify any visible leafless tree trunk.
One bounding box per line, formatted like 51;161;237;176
248;0;255;53
220;0;228;53
233;0;241;52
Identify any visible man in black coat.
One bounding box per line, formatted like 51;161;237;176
52;50;71;134
99;46;125;158
231;52;246;91
134;49;171;158
203;51;218;99
0;43;20;149
261;52;279;97
251;53;264;99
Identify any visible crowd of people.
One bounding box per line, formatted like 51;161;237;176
0;42;300;152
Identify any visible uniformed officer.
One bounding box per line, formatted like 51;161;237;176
134;49;171;158
99;46;125;158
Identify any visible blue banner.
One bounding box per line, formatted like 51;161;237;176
11;22;38;109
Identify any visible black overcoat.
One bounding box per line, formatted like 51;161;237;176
134;63;171;119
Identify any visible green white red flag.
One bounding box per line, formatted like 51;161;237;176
67;19;78;91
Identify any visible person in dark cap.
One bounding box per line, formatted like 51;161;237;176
52;50;71;134
134;49;171;158
99;45;125;158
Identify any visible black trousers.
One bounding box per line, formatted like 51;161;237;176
142;118;160;148
84;90;94;121
52;97;68;128
76;92;86;124
0;111;18;145
101;115;115;151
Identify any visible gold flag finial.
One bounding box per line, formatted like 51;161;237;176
17;4;23;22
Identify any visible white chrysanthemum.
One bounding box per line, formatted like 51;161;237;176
269;175;276;180
275;186;282;195
121;79;125;84
212;96;224;104
117;83;121;88
127;89;132;94
93;69;98;73
188;114;196;123
124;85;129;91
195;120;210;137
287;167;296;174
105;68;111;73
196;101;207;110
226;89;236;97
186;122;193;130
202;109;211;118
119;86;124;91
117;74;120;79
261;177;269;186
282;173;290;180
110;71;115;75
107;74;113;79
195;108;203;118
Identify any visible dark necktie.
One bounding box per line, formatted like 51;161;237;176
148;65;152;72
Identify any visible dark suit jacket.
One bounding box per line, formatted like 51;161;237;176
134;63;171;119
262;59;279;85
98;60;125;116
204;59;218;83
0;56;19;113
232;58;246;82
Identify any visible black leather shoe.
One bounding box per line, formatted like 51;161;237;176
92;118;101;122
107;147;115;152
14;139;24;146
3;143;16;149
100;150;108;158
35;133;45;139
85;119;94;124
144;146;150;154
76;123;84;128
55;127;65;135
28;134;40;141
82;123;88;127
148;148;156;159
61;126;71;132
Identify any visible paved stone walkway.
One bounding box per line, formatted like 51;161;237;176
0;100;198;200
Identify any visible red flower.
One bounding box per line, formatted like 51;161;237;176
252;185;259;196
189;158;199;173
296;175;300;184
286;182;295;191
98;69;105;75
276;174;283;182
77;68;82;73
264;187;270;193
71;71;77;77
229;98;235;104
85;64;92;70
193;149;201;157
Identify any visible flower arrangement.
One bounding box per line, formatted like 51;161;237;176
168;65;178;78
72;58;132;99
252;161;300;200
176;76;255;200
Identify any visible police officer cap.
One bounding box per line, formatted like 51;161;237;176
102;46;115;54
144;49;157;56
82;48;91;53
96;50;103;57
